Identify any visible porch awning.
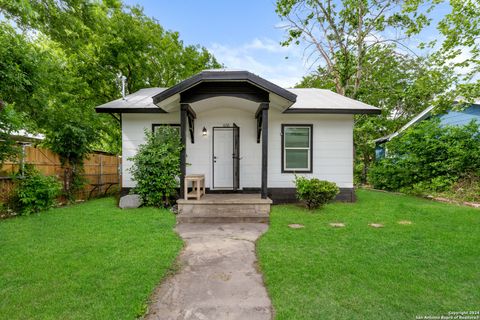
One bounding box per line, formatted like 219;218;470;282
152;70;297;106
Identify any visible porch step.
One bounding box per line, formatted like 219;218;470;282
176;194;272;223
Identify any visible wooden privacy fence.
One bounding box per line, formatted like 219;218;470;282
0;146;121;203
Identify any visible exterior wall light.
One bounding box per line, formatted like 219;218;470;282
202;127;207;136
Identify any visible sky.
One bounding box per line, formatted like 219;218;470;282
122;0;450;88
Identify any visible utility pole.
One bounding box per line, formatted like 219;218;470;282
117;73;127;99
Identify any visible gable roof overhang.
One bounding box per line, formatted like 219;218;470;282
95;88;167;113
373;105;436;144
152;70;297;108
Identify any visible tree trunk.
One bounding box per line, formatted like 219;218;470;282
362;154;370;185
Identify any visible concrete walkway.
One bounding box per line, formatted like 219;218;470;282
145;223;272;320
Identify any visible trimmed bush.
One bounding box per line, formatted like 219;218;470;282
129;127;183;207
14;169;62;215
294;176;339;209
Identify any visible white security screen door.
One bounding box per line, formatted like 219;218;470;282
213;128;234;189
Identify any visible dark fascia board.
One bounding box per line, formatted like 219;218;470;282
152;70;297;104
283;108;381;115
373;136;391;144
95;107;167;114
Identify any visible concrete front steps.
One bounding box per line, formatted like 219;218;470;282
176;194;272;223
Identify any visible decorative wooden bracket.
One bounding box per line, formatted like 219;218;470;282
182;104;197;144
255;103;268;143
256;114;262;143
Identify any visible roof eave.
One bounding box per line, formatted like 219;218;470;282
373;136;391;144
283;108;381;115
95;107;167;114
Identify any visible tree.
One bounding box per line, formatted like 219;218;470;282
433;0;479;106
0;1;220;102
0;0;222;200
0;0;221;142
0;22;42;163
276;0;433;98
297;44;452;183
0;104;21;164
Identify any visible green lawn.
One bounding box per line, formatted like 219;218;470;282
257;189;480;320
0;198;182;320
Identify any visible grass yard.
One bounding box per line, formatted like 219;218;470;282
257;189;480;320
0;198;182;320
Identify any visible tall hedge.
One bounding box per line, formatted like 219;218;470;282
369;118;480;194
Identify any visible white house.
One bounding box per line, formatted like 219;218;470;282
96;70;379;203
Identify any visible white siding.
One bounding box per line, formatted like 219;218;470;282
121;108;354;189
268;110;354;188
122;112;180;187
185;107;262;189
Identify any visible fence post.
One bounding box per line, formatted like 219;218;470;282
20;144;26;177
99;155;103;196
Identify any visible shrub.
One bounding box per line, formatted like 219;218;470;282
369;118;480;196
129;127;183;207
294;176;339;210
401;176;457;196
0;202;12;218
447;172;480;202
14;169;62;215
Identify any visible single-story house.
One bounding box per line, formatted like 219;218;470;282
374;102;480;160
96;69;380;203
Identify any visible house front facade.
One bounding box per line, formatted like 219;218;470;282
96;70;380;203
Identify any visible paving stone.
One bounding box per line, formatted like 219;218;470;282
288;223;305;229
398;220;412;225
368;223;384;228
329;222;346;228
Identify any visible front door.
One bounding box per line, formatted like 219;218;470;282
232;124;240;191
213;127;236;189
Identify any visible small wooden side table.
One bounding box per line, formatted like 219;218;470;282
184;174;206;200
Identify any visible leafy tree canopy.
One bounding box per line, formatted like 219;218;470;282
276;0;437;97
0;0;221;200
0;0;220;156
280;0;479;183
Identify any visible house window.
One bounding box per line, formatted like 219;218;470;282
282;124;313;173
152;124;180;134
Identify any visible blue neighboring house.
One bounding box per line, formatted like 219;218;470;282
374;102;480;160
